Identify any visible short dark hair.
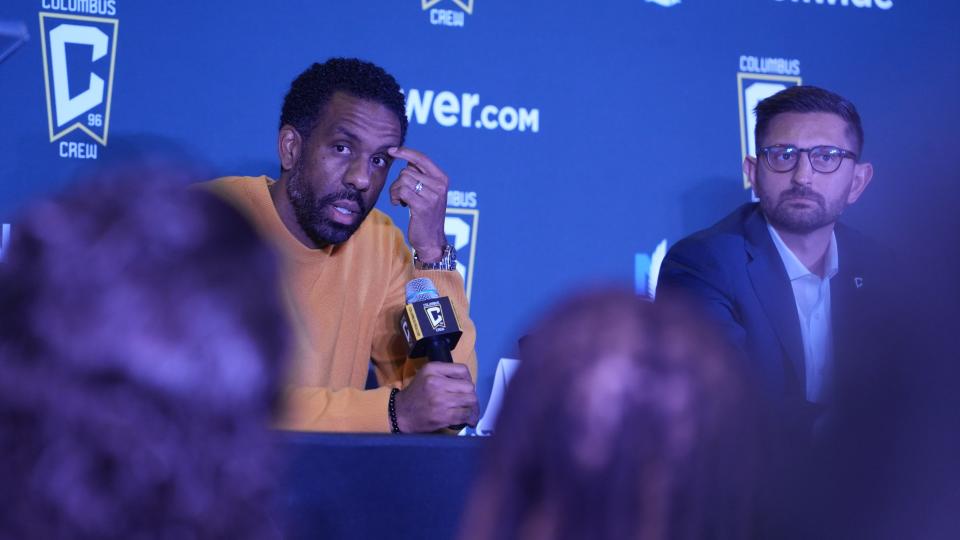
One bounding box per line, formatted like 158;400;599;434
754;85;864;155
279;57;408;142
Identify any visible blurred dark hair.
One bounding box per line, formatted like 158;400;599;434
755;85;864;155
463;290;758;540
280;57;408;143
0;165;288;539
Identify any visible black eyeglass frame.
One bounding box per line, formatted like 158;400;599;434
757;144;859;174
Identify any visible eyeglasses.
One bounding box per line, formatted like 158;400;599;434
758;145;858;174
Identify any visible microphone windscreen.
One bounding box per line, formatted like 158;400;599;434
405;277;440;304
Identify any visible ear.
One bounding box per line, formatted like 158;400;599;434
278;125;302;172
743;155;759;192
846;161;874;204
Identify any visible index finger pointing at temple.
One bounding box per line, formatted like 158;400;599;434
388;146;443;177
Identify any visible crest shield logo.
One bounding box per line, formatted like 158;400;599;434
422;0;474;14
421;0;473;27
445;208;479;300
424;301;446;331
39;13;119;145
737;73;801;189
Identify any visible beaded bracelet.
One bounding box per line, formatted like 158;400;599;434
388;387;401;434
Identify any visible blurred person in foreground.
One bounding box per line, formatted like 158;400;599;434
203;57;478;433
462;290;758;540
0;166;288;539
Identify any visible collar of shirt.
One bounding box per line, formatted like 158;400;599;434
765;220;838;404
766;222;839;282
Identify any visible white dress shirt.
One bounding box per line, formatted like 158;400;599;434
767;224;839;403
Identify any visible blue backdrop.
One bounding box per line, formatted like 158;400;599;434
3;0;959;411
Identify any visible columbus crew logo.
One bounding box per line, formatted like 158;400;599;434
39;12;119;147
737;72;801;189
423;300;446;331
421;0;474;27
445;208;479;299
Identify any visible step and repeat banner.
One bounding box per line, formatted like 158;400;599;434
2;0;958;408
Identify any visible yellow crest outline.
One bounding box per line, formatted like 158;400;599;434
737;72;802;189
446;207;479;300
422;0;474;15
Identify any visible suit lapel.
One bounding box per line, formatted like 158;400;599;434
830;226;864;370
743;208;806;389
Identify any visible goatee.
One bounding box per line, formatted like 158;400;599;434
760;185;848;234
286;164;368;247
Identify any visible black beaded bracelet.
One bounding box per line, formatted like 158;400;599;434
388;388;401;434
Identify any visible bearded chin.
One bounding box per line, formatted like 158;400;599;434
286;168;361;247
759;184;850;235
770;206;828;234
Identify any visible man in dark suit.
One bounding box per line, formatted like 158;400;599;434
657;86;881;434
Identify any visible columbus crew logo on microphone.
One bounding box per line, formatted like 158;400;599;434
401;296;462;358
424;300;446;331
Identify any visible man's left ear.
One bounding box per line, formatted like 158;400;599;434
847;161;874;204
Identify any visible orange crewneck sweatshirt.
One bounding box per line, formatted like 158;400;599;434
204;176;477;432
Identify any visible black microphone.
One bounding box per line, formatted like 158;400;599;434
400;277;467;430
400;277;463;362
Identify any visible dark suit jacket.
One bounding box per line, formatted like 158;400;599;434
657;203;886;415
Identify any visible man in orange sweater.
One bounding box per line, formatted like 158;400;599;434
205;58;479;433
